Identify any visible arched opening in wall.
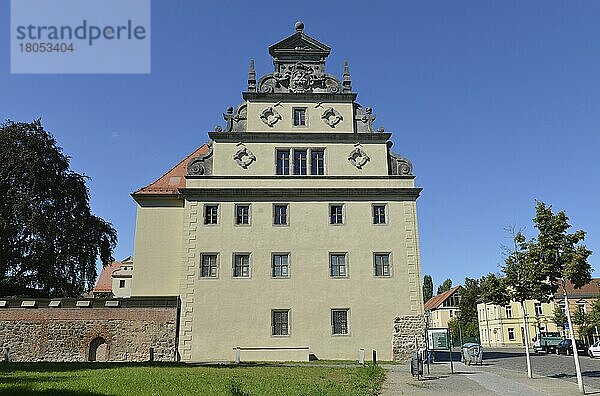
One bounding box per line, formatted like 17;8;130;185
88;337;108;362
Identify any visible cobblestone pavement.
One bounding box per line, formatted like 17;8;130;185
483;347;600;390
381;349;600;395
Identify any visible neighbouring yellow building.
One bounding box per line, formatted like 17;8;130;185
477;300;559;347
477;279;600;347
130;23;424;362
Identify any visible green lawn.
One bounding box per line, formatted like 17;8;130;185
0;362;385;396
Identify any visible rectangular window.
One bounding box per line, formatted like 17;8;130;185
276;149;290;175
233;254;250;278
235;204;250;225
293;149;308;175
293;108;306;127
272;310;289;336
200;254;218;278
534;302;543;316
330;253;347;277
505;305;513;318
373;205;386;224
329;204;343;225
310;149;325;175
374;253;390;277
273;204;288;225
204;205;219;225
332;309;349;335
272;254;289;278
508;328;515;341
119;280;125;288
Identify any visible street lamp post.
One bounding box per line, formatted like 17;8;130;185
424;310;431;374
457;310;464;347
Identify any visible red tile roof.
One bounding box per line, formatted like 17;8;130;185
424;285;461;310
133;144;209;196
560;278;600;299
93;261;124;292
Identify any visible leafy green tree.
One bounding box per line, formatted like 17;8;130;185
588;297;600;330
479;273;509;307
422;275;433;304
437;278;453;295
573;306;588;328
529;201;592;393
552;305;567;333
448;317;460;346
481;203;592;390
0;120;117;297
459;278;481;338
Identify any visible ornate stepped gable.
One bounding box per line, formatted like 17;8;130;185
185;22;414;177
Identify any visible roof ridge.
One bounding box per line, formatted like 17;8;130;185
133;143;209;195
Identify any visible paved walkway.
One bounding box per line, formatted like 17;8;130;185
381;362;600;395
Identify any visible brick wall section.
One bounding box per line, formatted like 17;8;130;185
393;315;425;362
0;307;177;362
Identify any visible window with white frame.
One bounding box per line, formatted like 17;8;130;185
372;205;386;224
329;204;343;225
293;149;308;175
272;254;289;278
374;253;390;277
310;149;325;175
235;204;250;225
331;309;349;335
272;310;289;336
233;254;250;278
276;149;290;175
329;253;347;277
508;328;515;341
505;305;512;318
534;302;543;316
273;204;288;225
200;254;218;278
204;204;219;225
293;108;306;127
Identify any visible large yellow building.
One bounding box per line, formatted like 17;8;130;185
131;23;424;362
477;300;559;347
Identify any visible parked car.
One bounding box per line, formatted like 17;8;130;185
588;340;600;358
556;339;588;356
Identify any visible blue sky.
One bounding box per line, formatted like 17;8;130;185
1;1;599;290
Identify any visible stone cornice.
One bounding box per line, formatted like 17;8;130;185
208;131;392;143
178;187;422;201
242;92;357;102
186;175;415;180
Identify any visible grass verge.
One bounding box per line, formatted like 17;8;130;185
0;362;385;396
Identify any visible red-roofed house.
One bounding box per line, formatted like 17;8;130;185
93;257;134;298
424;286;461;328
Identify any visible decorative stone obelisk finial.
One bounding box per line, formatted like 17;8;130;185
247;59;256;92
342;61;352;93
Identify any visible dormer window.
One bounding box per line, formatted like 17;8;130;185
293;108;306;127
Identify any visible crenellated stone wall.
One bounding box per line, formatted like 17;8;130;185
0;299;178;362
393;315;425;362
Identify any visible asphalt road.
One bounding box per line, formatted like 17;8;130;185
482;348;600;390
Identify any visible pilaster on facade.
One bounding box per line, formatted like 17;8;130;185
178;200;199;361
404;201;422;313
